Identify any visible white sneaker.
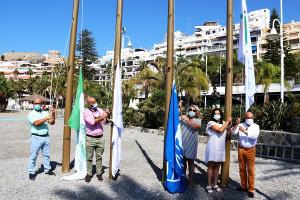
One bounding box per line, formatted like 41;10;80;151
206;186;213;194
213;185;222;192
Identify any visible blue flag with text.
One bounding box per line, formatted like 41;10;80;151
165;81;186;193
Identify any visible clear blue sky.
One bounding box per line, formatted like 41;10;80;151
1;0;299;57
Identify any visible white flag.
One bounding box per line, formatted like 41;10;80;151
238;0;256;111
111;62;124;177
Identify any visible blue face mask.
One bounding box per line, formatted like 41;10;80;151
91;103;98;110
188;111;196;118
34;104;41;111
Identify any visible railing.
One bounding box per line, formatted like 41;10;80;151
231;130;300;163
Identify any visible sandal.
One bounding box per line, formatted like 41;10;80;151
213;185;222;192
206;186;213;194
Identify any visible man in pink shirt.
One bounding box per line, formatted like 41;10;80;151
84;96;109;182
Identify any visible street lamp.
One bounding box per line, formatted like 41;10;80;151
267;0;284;103
219;53;225;87
201;54;208;109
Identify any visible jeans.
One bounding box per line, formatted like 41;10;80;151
28;135;51;174
86;136;105;176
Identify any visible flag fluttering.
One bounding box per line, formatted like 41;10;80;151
238;0;256;111
111;62;124;177
61;67;86;180
165;82;186;193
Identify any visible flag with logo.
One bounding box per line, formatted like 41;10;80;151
165;81;186;193
61;67;86;180
238;0;256;111
111;62;124;177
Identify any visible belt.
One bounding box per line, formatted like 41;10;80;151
86;134;103;138
238;144;255;150
32;133;49;137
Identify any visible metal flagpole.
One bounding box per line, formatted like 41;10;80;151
220;0;233;187
62;0;80;173
109;0;123;180
162;0;174;183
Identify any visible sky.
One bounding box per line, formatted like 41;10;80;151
0;0;299;57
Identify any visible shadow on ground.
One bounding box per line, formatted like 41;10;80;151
135;140;162;181
53;175;167;200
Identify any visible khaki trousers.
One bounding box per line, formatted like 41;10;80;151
86;136;105;176
238;145;256;192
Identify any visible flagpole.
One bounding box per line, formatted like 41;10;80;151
109;0;123;180
162;0;174;183
62;0;80;173
220;0;233;187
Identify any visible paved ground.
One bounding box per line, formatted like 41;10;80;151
0;110;300;200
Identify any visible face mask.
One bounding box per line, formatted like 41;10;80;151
246;119;253;126
188;111;195;118
213;114;221;121
34;104;41;111
91;103;98;110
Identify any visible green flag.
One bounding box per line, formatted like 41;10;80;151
68;67;84;130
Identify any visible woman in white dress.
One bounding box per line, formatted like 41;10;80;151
205;108;231;193
181;105;202;187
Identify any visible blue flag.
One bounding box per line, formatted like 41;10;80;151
165;81;186;193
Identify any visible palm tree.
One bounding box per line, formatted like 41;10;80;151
255;61;280;103
176;55;208;105
27;68;33;78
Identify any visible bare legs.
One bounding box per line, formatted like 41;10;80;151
184;157;195;187
207;161;221;186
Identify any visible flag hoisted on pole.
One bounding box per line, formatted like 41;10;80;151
238;0;256;111
61;67;87;180
164;81;186;193
111;62;124;177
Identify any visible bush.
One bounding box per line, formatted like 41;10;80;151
123;107;145;127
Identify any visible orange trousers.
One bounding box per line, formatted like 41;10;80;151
238;145;256;192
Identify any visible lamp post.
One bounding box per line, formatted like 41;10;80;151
219;53;225;87
201;54;208;109
268;0;284;103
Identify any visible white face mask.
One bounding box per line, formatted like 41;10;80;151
213;114;221;121
246;119;253;126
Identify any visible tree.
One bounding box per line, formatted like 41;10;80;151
294;52;300;82
176;56;208;105
263;8;296;81
27;68;33;78
0;75;13;112
256;61;280;103
77;29;98;80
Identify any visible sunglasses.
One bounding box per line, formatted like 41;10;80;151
189;108;196;112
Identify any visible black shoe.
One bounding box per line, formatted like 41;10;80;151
29;173;36;181
45;170;56;176
248;192;254;198
236;186;247;192
85;175;92;183
96;174;103;181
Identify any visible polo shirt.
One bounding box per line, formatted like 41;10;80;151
28;110;49;136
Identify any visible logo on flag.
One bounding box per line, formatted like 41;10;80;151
164;82;186;193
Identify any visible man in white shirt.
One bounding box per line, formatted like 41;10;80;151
233;112;260;198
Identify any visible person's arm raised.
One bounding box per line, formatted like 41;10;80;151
210;117;232;133
33;115;51;126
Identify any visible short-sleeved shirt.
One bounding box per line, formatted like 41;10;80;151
83;108;106;136
28;110;49;136
233;122;260;148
